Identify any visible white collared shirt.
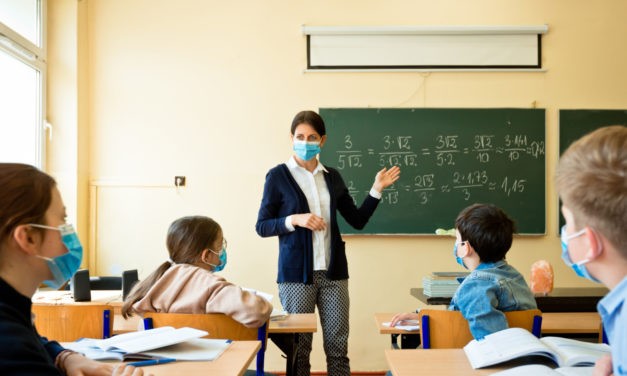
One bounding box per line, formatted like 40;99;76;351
285;156;331;271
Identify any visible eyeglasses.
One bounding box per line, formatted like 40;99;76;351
208;238;227;256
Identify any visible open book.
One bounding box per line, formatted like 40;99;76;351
464;327;610;369
64;326;229;361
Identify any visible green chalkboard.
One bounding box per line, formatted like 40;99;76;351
319;108;546;235
558;109;627;230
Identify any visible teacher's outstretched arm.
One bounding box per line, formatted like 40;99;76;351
372;166;401;193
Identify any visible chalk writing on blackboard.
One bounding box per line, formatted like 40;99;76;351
319;108;546;234
337;132;544;206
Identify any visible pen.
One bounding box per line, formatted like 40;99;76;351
126;358;176;367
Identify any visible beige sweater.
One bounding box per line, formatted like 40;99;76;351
132;264;272;328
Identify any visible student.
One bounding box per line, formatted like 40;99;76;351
391;203;537;340
256;110;400;376
122;215;272;328
556;125;626;376
0;163;144;376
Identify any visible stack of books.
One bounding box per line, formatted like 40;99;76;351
422;272;469;297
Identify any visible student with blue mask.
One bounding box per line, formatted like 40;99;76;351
0;163;145;376
556;125;627;376
391;204;537;340
122;216;272;328
256;110;400;376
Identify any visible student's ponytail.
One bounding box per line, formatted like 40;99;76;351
120;261;172;319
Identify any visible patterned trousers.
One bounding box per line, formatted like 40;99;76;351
278;271;350;376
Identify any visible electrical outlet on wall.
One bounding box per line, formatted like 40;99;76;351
174;176;186;187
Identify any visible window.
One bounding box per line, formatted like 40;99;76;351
0;0;46;167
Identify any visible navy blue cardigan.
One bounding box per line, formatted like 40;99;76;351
256;164;380;284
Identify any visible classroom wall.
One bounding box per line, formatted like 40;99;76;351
47;0;627;372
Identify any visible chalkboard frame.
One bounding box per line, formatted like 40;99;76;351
319;107;547;236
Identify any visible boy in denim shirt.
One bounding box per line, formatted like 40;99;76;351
556;126;626;376
449;203;537;339
391;203;536;340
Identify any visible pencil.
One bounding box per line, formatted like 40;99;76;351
126;358;176;367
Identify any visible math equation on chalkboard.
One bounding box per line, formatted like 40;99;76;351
320;108;546;235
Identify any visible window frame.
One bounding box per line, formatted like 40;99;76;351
0;0;47;168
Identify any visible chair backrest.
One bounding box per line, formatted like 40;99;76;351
419;308;542;349
599;322;608;344
32;304;113;342
143;312;268;376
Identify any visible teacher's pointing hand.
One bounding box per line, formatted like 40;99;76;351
373;165;401;193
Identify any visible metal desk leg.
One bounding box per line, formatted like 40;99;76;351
269;333;299;376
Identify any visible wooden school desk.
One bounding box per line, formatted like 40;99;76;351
385;348;543;376
60;340;260;376
374;313;420;349
136;340;260;376
33;290;123;308
32;290;132;333
374;311;602;339
410;287;608;312
112;312;318;376
34;291;317;376
109;312;318;376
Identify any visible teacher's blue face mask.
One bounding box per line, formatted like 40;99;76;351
293;140;321;161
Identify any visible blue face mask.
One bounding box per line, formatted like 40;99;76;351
293;141;321;161
560;225;600;283
453;242;468;269
30;223;83;289
208;246;227;272
214;248;227;272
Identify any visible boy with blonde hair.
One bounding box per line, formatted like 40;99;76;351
556;125;627;376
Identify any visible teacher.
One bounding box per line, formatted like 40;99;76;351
255;110;400;375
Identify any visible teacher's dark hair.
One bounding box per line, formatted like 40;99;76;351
291;110;326;136
0;163;56;242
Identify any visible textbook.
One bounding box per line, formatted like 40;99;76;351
490;364;594;376
422;272;468;297
463;327;610;369
64;326;229;361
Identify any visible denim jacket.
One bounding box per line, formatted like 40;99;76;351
449;260;537;339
